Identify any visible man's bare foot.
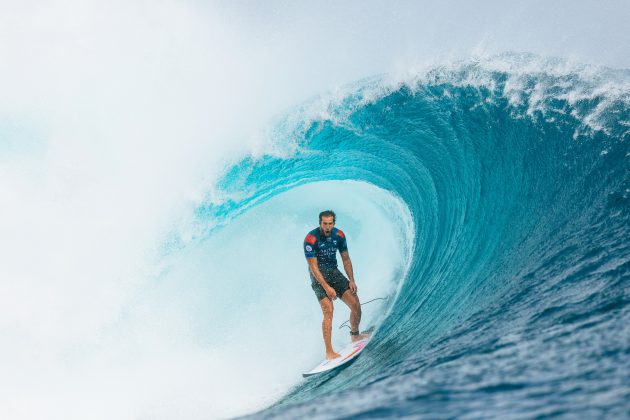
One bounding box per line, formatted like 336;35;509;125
351;332;371;342
326;351;341;360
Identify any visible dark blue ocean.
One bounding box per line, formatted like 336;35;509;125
192;54;630;419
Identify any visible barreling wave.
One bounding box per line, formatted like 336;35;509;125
189;53;629;418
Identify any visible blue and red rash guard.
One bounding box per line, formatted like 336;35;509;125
303;227;348;270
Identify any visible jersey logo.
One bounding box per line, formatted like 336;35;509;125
305;245;313;252
305;234;317;245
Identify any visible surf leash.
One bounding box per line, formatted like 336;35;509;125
338;296;388;330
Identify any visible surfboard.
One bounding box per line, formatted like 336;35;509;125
302;335;372;377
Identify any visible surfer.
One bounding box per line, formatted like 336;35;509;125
304;210;370;360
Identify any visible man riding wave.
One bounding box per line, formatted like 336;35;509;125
304;210;370;360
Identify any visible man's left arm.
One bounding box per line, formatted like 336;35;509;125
340;251;357;294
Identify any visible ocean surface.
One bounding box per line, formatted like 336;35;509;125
187;54;630;418
2;26;629;417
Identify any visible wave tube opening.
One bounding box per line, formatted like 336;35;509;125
141;180;413;418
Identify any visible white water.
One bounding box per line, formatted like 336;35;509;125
3;179;411;419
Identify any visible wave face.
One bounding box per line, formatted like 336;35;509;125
198;54;630;418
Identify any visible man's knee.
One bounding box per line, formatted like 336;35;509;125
342;291;361;311
320;298;334;319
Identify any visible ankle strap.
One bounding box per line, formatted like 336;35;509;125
350;330;360;336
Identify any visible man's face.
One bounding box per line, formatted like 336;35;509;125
319;216;335;237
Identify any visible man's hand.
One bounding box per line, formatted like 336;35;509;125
325;285;337;300
349;280;358;294
341;252;356;295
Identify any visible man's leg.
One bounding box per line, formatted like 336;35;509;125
341;290;369;342
319;297;341;359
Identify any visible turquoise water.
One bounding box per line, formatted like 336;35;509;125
194;54;630;418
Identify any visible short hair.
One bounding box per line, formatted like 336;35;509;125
319;210;336;223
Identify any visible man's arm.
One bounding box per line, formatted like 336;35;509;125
308;258;337;300
340;251;357;293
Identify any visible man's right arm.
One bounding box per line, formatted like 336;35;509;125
307;258;337;300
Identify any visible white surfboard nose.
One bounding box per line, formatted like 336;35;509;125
302;336;372;377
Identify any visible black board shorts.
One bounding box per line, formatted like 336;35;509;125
310;268;350;301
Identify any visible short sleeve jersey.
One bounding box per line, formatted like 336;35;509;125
303;227;348;270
